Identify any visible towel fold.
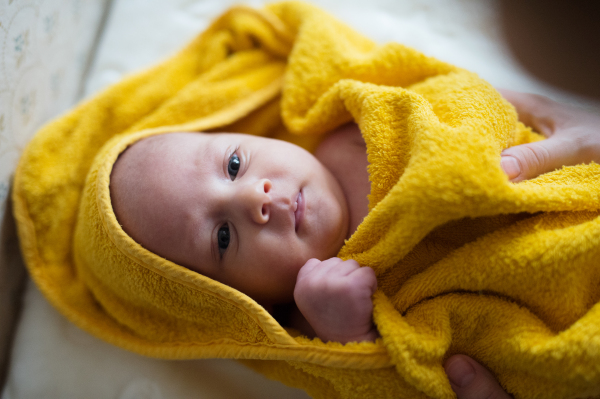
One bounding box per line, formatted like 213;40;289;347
13;2;600;398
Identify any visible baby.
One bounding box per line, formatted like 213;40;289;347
110;90;600;345
110;122;379;344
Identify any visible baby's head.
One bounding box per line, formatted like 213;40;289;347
110;132;349;305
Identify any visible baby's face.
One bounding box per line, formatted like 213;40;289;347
111;132;349;305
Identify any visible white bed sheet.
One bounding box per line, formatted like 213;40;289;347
4;1;599;398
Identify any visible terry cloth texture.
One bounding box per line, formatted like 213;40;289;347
13;2;600;398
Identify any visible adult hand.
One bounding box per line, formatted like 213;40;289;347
444;89;600;398
499;89;600;182
294;258;378;343
444;355;512;399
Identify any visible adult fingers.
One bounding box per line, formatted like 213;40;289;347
445;355;512;399
497;89;560;136
501;136;580;182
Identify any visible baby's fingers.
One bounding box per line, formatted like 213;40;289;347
349;265;378;294
296;258;322;281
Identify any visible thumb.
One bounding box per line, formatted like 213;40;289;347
296;258;322;281
501;137;576;182
445;355;512;399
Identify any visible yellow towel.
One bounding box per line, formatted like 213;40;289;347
13;2;600;398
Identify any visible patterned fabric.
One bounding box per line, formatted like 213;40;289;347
0;0;108;390
0;0;109;223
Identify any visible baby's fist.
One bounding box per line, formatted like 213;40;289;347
294;258;378;343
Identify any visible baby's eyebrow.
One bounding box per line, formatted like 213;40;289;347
184;213;218;275
194;138;212;170
197;137;230;183
196;137;222;270
209;230;218;267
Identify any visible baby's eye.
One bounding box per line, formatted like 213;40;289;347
228;153;240;180
217;224;230;255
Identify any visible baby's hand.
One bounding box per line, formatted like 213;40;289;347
294;258;378;343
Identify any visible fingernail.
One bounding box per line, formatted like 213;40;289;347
446;358;476;388
501;156;521;180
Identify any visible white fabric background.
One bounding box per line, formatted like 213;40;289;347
3;1;599;398
0;0;108;394
0;0;108;223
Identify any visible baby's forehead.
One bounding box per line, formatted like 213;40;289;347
112;133;192;203
116;133;206;173
129;132;192;158
110;133;209;254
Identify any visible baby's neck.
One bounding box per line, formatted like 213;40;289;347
314;123;370;239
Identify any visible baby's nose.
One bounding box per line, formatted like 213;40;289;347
241;178;272;224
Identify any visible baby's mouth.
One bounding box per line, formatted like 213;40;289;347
294;190;305;232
